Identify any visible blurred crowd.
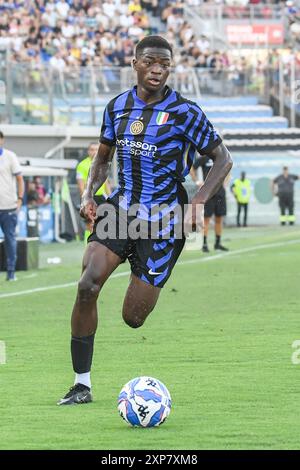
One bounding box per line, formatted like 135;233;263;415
0;0;299;99
286;0;300;44
0;0;159;69
0;0;299;72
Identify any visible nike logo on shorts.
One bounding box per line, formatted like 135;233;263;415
148;268;163;276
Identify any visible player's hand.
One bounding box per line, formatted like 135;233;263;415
16;199;23;212
80;197;97;223
184;202;204;236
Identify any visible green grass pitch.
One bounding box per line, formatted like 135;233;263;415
0;226;300;450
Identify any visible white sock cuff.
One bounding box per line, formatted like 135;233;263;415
75;372;91;389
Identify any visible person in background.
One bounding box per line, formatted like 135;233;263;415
76;142;111;241
231;171;251;227
272;166;299;226
33;176;51;205
26;180;39;206
193;153;229;253
0;130;24;281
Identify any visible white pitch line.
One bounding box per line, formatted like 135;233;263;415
178;238;300;266
0;238;299;300
0;271;129;299
0;341;6;364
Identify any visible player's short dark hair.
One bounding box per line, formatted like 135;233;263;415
283;166;288;170
135;35;173;58
0;130;4;139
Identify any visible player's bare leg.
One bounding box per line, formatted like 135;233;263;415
202;216;210;252
122;274;161;328
71;242;121;336
58;242;121;405
214;216;228;251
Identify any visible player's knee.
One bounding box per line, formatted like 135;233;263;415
123;315;145;328
122;302;156;328
77;278;100;302
122;312;145;329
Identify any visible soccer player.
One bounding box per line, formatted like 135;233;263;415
272;166;299;225
76;142;111;241
57;36;232;405
193;154;229;252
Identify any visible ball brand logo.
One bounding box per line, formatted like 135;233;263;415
130;120;144;135
146;379;157;386
137;404;149;421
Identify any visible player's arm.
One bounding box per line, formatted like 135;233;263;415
104;178;112;196
192;142;232;205
16;174;25;211
80;143;115;222
184;143;231;233
11;153;24;211
189;166;198;183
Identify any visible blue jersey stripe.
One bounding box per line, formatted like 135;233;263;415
154;266;170;286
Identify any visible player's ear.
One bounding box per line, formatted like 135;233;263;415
132;58;137;70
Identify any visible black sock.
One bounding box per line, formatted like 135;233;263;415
203;236;207;245
71;334;95;374
215;235;221;245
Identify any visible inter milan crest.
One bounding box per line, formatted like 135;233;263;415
130;120;144;135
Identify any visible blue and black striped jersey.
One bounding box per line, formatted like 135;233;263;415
100;85;221;214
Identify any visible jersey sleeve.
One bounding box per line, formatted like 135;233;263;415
10;152;22;175
99;105;116;146
181;103;222;155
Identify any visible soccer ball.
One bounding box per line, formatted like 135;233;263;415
117;376;171;427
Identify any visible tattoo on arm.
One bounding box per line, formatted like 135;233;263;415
194;143;233;204
84;144;114;200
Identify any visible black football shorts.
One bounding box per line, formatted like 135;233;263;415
88;200;186;288
204;193;227;218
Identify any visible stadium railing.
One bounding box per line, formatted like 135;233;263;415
269;54;300;128
188;3;285;21
0;62;278;126
183;3;287;50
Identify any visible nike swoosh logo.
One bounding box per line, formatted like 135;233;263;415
116;112;129;119
76;393;90;403
57;392;91;405
148;269;163;276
